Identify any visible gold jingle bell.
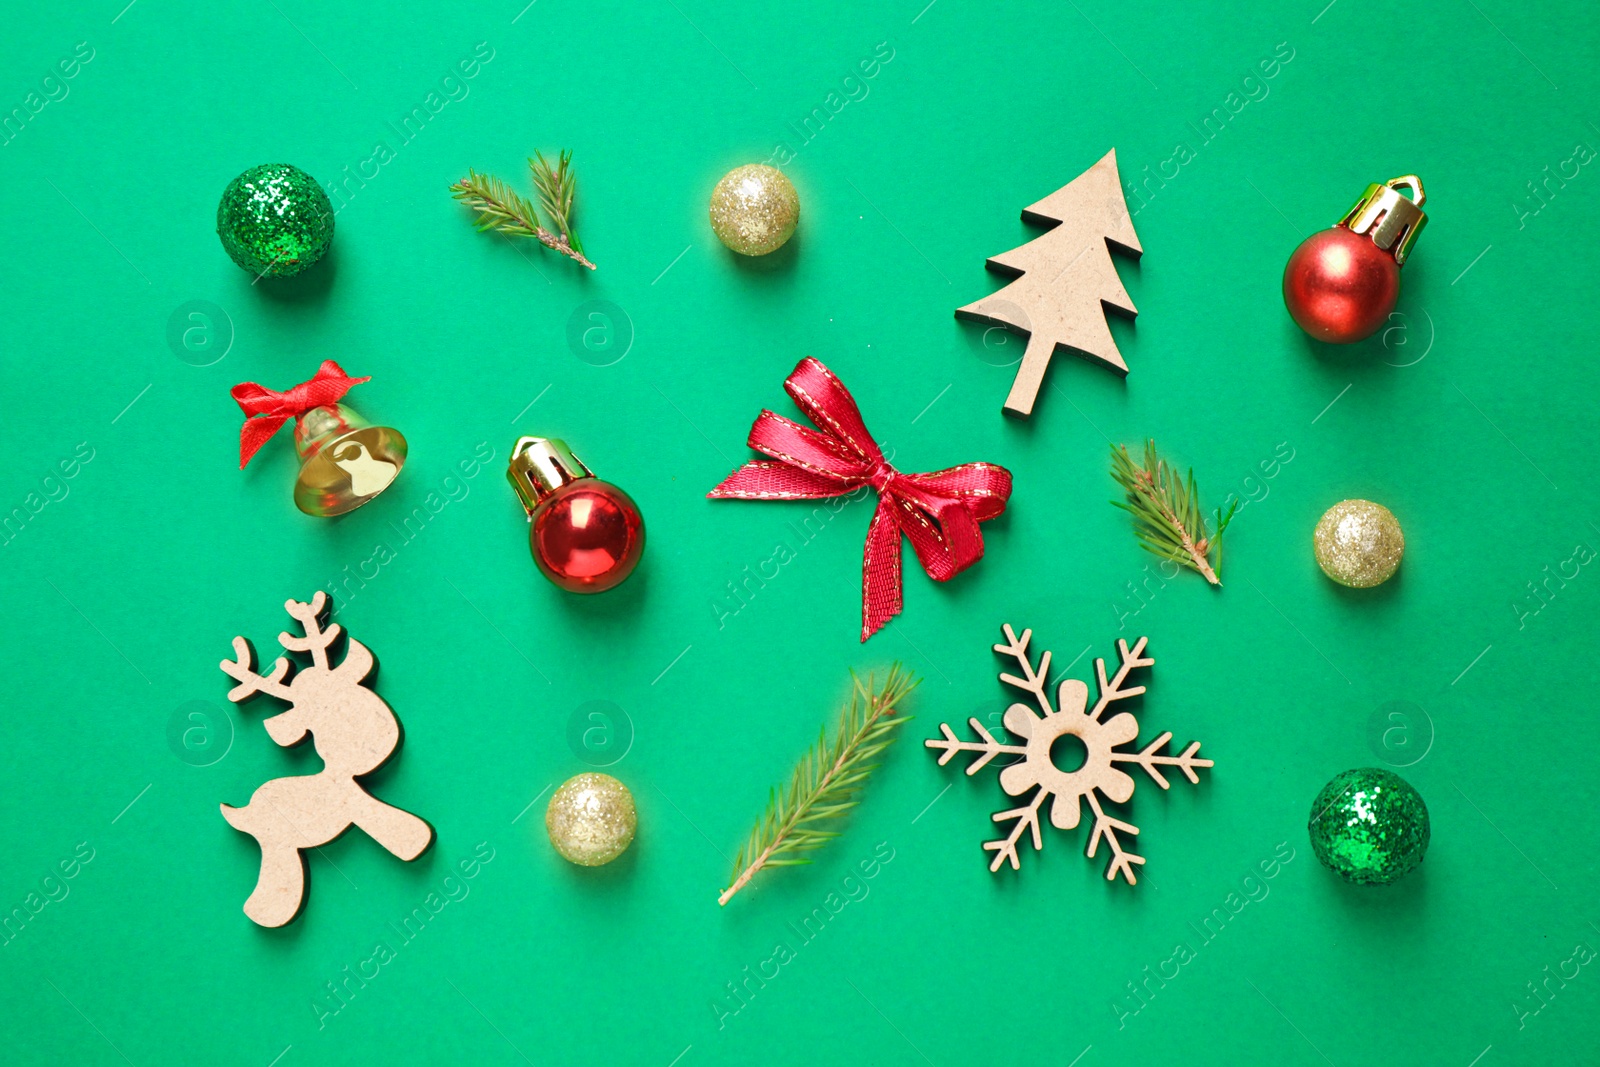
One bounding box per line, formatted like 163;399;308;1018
293;402;407;517
232;360;406;518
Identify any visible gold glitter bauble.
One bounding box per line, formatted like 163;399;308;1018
709;164;799;255
1314;499;1405;588
545;773;636;866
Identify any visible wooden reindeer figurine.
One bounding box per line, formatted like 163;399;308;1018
219;592;432;927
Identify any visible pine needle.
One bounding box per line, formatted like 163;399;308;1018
1110;440;1237;586
450;153;596;270
719;666;918;906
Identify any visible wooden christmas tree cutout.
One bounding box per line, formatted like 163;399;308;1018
219;592;432;927
956;149;1143;418
926;625;1210;883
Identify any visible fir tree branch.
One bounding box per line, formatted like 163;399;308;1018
450;168;542;236
450;158;597;270
530;150;583;255
720;666;918;906
1110;440;1237;586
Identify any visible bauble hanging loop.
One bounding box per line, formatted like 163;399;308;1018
507;436;644;593
1342;175;1427;266
1283;174;1428;343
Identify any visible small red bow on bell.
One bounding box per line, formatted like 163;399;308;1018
231;360;370;468
709;357;1012;641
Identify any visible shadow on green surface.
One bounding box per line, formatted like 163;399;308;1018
1295;318;1414;374
1316;857;1429;926
554;561;650;625
725;228;800;275
250;245;339;307
1324;560;1404;606
551;825;640;889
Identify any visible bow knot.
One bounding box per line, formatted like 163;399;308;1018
709;357;1012;641
231;360;370;469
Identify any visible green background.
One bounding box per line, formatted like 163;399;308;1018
3;0;1597;1063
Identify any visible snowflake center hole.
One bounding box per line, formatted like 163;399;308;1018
1048;732;1089;774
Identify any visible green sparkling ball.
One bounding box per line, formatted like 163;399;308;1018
216;163;334;278
1308;767;1430;885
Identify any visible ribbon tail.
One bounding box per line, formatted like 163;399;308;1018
238;415;290;469
860;499;904;642
708;461;852;500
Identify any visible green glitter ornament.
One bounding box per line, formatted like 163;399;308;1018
1308;767;1430;885
217;163;335;278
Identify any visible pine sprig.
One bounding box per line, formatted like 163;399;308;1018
530;150;582;255
452;169;542;237
1110;440;1237;586
450;153;596;270
720;666;919;906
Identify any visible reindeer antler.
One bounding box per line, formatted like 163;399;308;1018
220;636;293;703
279;591;343;669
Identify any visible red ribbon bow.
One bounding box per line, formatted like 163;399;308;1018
709;357;1012;641
231;360;370;469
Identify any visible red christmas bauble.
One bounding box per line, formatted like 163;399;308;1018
530;481;644;593
1282;226;1399;344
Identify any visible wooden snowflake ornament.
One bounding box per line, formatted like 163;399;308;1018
956;149;1142;418
926;625;1211;883
219;592;432;926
